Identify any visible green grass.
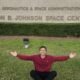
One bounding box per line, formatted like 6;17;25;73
0;37;80;80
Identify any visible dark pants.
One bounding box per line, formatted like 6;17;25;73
30;70;57;80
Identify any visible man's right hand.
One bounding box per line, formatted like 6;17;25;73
10;51;17;57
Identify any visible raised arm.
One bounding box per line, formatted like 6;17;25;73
52;52;76;62
10;51;34;61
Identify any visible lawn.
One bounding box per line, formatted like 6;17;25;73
0;37;80;80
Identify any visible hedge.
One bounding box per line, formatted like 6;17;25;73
0;23;80;37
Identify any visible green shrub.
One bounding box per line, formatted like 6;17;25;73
0;23;80;37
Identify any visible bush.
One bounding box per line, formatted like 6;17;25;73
0;23;80;37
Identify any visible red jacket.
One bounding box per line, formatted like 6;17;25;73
17;54;69;72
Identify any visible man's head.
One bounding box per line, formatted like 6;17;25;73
39;46;47;56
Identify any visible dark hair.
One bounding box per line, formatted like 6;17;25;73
39;46;47;51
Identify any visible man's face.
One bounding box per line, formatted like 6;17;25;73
39;48;47;55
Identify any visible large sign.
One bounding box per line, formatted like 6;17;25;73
0;0;80;23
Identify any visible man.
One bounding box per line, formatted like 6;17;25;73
10;46;76;80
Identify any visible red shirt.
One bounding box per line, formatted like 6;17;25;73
17;54;69;72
